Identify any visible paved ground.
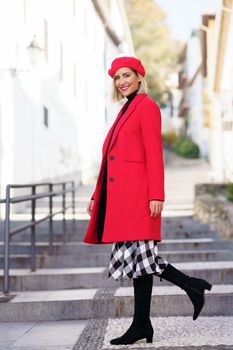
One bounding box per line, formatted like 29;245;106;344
2;316;233;349
163;150;211;217
103;316;233;349
0;320;87;349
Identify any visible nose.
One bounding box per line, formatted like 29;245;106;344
119;76;126;86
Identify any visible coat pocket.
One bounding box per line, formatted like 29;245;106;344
123;159;145;164
121;129;146;163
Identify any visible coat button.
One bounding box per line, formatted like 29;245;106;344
109;176;114;182
110;155;115;160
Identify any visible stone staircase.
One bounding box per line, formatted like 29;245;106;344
1;215;233;324
1;152;233;348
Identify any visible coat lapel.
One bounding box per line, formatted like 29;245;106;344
108;94;146;152
102;103;126;156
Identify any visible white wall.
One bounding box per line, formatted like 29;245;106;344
207;7;233;182
219;12;233;181
186;35;208;158
0;0;132;201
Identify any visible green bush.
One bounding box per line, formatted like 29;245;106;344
173;135;186;151
226;183;233;202
173;135;200;159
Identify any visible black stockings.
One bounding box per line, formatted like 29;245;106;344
133;274;153;327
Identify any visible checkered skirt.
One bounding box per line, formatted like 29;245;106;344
108;240;168;281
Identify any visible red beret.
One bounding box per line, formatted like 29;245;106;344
108;56;145;78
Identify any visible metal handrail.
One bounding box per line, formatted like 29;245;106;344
1;181;76;294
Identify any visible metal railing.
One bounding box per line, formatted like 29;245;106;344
0;181;76;294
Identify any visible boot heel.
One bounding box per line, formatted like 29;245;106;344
146;335;153;343
203;281;212;291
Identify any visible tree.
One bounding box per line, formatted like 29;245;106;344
124;0;183;105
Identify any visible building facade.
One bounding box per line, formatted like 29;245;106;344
203;0;233;181
0;0;133;202
178;0;233;181
178;32;208;158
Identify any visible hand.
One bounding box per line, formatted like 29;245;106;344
149;200;164;217
87;199;94;216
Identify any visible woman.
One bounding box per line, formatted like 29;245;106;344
83;56;212;345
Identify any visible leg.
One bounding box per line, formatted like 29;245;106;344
110;274;154;345
157;261;212;320
133;274;153;328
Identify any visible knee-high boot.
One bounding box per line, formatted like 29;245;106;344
160;264;212;320
110;274;154;345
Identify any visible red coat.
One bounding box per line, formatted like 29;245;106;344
83;94;164;244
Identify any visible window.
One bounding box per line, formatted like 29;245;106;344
43;107;49;128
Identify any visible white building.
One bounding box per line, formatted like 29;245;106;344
0;0;133;202
178;32;208;158
203;1;233;181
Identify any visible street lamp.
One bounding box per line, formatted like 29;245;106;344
0;35;43;77
27;35;43;65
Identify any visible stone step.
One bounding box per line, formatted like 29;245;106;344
0;218;211;237
163;218;209;227
4;228;220;243
1;249;233;269
0;219;77;229
114;284;232;318
160;239;232;251
1;267;114;291
162;228;219;239
0;284;232;322
0;319;87;349
1;238;230;255
2;261;233;291
0;255;46;269
0;220;78;238
43;250;233;267
0;216;208;225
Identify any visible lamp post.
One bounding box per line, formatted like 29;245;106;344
165;73;178;118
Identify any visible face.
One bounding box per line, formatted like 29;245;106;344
114;67;140;97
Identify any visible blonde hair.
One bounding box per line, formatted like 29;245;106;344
111;71;147;102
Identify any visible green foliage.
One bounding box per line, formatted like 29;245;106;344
162;129;177;147
173;135;200;159
226;183;233;202
124;0;183;104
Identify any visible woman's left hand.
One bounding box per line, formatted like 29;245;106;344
149;200;164;217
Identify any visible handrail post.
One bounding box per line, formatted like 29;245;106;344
49;183;53;255
31;185;36;272
62;183;66;238
72;181;75;230
3;185;11;294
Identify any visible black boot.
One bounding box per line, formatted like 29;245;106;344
110;274;154;345
160;264;212;320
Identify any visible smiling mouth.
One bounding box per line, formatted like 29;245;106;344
120;86;130;92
